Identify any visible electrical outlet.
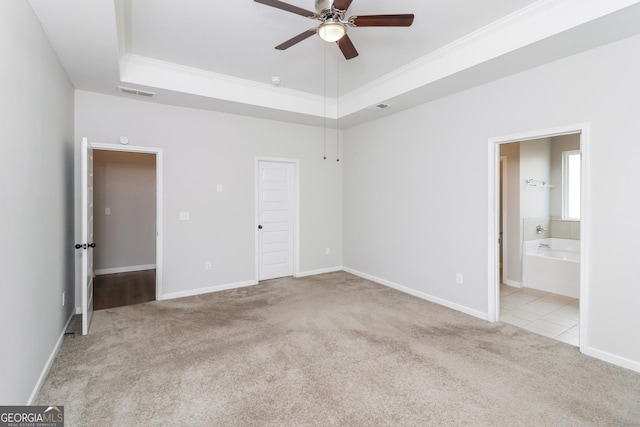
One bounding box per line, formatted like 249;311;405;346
325;248;331;255
456;273;464;285
62;291;65;306
205;261;212;270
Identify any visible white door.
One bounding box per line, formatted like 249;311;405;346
258;161;295;280
80;138;95;335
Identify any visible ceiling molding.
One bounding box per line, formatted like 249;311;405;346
120;54;338;118
339;0;640;117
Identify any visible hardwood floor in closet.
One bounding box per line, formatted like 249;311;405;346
93;270;156;310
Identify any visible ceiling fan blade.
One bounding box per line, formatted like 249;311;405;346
337;34;358;60
333;0;354;11
275;29;317;50
254;0;316;18
350;14;415;27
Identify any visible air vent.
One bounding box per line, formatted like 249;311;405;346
367;102;391;111
117;86;156;98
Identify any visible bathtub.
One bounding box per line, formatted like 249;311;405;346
522;238;580;298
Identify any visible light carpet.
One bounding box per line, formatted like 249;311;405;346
36;272;640;425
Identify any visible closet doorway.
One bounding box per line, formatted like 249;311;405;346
90;143;163;310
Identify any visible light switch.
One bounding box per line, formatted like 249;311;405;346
179;211;190;221
217;184;223;193
105;208;111;215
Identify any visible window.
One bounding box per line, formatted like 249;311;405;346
562;150;581;219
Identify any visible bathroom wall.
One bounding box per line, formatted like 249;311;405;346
520;138;552;241
503;136;581;285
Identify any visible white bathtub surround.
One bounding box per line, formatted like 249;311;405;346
523;238;580;298
550;219;580;240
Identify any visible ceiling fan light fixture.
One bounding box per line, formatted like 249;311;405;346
318;19;346;42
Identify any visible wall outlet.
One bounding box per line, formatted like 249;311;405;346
62;291;65;306
205;261;212;270
325;248;331;255
456;273;464;285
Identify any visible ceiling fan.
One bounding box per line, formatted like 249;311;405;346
254;0;415;60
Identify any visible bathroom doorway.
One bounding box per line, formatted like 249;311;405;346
488;124;590;352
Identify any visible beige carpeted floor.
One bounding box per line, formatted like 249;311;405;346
36;272;640;426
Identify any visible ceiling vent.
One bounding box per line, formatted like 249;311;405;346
117;86;156;98
367;103;391;111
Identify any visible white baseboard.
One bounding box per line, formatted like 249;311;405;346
585;346;640;374
27;310;75;405
95;264;156;276
160;279;258;301
504;279;523;288
343;267;488;321
296;266;343;278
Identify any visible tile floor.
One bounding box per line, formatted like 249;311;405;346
500;284;580;346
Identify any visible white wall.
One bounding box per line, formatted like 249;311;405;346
75;91;343;300
343;33;640;368
0;2;75;404
93;151;156;272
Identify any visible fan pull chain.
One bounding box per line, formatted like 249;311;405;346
336;46;340;162
323;41;327;160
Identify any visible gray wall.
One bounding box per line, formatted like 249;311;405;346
343;33;640;367
75;90;343;299
93;151;156;272
0;2;75;404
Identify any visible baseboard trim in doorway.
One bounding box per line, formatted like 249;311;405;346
161;279;258;301
344;267;488;321
95;264;157;276
296;266;343;278
27;310;75;405
504;279;523;288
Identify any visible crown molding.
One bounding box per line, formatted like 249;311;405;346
120;54;338;119
339;0;640;116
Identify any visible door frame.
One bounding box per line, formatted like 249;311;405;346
487;123;590;354
80;138;94;335
254;157;300;281
87;141;164;301
499;155;508;285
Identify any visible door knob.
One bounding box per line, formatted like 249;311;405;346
258;225;263;229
